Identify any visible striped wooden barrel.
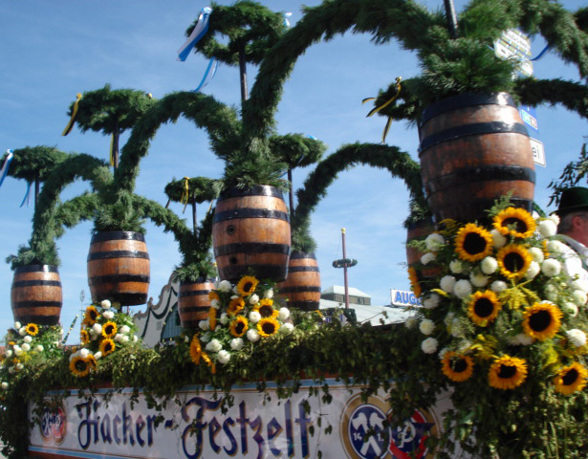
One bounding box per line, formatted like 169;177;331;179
212;185;291;282
178;278;214;329
11;265;62;325
418;93;535;223
278;251;321;311
87;231;150;305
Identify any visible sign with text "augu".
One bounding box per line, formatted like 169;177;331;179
30;380;461;459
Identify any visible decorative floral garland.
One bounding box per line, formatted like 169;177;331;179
409;203;588;395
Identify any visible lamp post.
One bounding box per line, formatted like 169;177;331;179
332;228;357;309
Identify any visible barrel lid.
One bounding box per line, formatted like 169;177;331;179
91;231;146;243
13;264;59;274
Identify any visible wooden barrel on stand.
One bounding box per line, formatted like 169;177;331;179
11;264;62;325
178;278;215;329
278;251;321;311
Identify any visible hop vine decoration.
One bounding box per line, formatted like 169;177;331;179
410;201;588;396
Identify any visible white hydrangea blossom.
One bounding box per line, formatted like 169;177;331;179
524;261;541;280
425;233;445;251
480;257;498;275
454;279;473;299
566;329;587;348
205;339;223;353
420;252;436;265
538;219;557;237
278;307;290;321
249;311;261;324
246;329;260;342
421;337;438;354
217;280;232;292
449;259;465;274
217;350;231;364
419;319;435;336
490;280;508;293
230;338;244;350
563;302;579;317
490;229;507;248
423;293;440;309
248;294;259;305
101;300;112;309
280;323;294;333
541;258;561;277
440;275;456;294
528;247;545;263
470;272;489;288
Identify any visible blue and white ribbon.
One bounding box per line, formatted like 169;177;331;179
283;12;292;27
20;182;31;208
531;44;550;61
0;149;14;189
177;7;213;62
192;58;219;92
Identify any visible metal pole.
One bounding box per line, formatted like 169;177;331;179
287;168;294;219
443;0;459;39
342;228;349;309
239;43;248;102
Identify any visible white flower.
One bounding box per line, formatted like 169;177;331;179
570;278;588;294
546;240;566;255
199;319;210;330
205;339;223;353
5;350;12;358
449;259;465;274
572;289;587;306
102;310;115;320
13;346;22;356
420;252;436;265
218;280;232;292
1;382;8;390
92;323;103;334
454;279;473;299
133;335;138;343
563;302;579;317
36;345;44;352
18;327;26;336
120;325;130;334
248;294;259;305
548;213;560;226
23;335;32;344
14;322;21;330
121;334;130;343
94;351;103;360
280;323;294;333
114;334;124;343
421;337;438;354
438;348;449;360
249;311;261;324
200;332;211;343
217;350;231;364
538;219;557;237
220;313;229;325
278;307;290;321
21;343;30;352
440;275;456;294
480;257;498;275
425;233;445;251
405;316;418;329
458;340;473;353
543;283;558;301
232;285;239;295
16;363;24;371
508;333;534;346
541;258;561;277
101;299;112;309
79;348;90;358
527;247;545;263
423;294;441;309
210;298;219;309
566;329;587;348
246;329;260;342
419;319;435;335
470;272;489;288
524;261;541;280
230;338;244;350
490;229;507;248
264;288;274;299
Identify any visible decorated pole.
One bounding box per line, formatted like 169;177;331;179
332;228;358;309
443;0;459;39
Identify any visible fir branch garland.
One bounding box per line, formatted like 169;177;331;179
164;177;222;204
5;146;69;182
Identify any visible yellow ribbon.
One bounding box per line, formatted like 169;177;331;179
180;177;190;213
363;77;402;143
109;134;115;167
61;93;82;136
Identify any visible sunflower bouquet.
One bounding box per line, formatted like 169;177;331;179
69;299;139;378
409;201;588;395
188;274;293;372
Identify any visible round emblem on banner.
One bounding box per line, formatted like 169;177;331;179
389;407;438;459
40;403;67;444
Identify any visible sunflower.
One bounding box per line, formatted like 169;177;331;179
201;352;216;374
454;223;493;262
493;207;536;239
227;297;245;316
229;316;249;338
237;275;259;296
496;244;532;280
257;317;280;338
101;321;118;339
441;351;475;382
99;338;116;356
80;329;90;346
553;362;588;395
408;266;422;298
468;290;502;326
69;355;94;378
254;299;278;319
208;307;217;331
522;302;562;341
25;323;39;336
190;335;202;364
83;306;99;326
208;290;220;302
488;355;528;390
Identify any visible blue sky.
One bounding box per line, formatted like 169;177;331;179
0;0;586;340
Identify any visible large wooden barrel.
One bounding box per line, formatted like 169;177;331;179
11;265;62;325
278;251;321;311
87;231;150;305
418;93;535;223
178;278;214;329
212;185;291;282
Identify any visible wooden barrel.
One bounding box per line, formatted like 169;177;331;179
87;231;150;305
178;278;214;329
11;265;62;325
278;251;321;311
418;93;535;223
212;185;291;282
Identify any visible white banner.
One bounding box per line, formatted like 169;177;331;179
29;379;462;459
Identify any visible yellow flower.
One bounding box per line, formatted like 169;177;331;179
488;355;528;390
441;351;474;382
553;362;588;395
99;338;116;356
522;302;562;341
253;299;277;319
69;355;95;378
408;266;422;298
236;275;259;296
208;291;220;302
209;307;217;331
496;244;532;280
80;330;90;346
468;291;502;326
25;323;39;336
227;297;245;316
201;352;216;374
101;321;118;339
493;207;536;239
257;317;280;338
229;316;248;338
83;306;100;326
190;335;202;364
454;223;493;262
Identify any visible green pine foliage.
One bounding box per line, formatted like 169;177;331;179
164;177;223;204
5;146;69;182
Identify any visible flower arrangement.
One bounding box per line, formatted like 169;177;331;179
409;200;588;395
69;299;139;378
188;275;294;372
